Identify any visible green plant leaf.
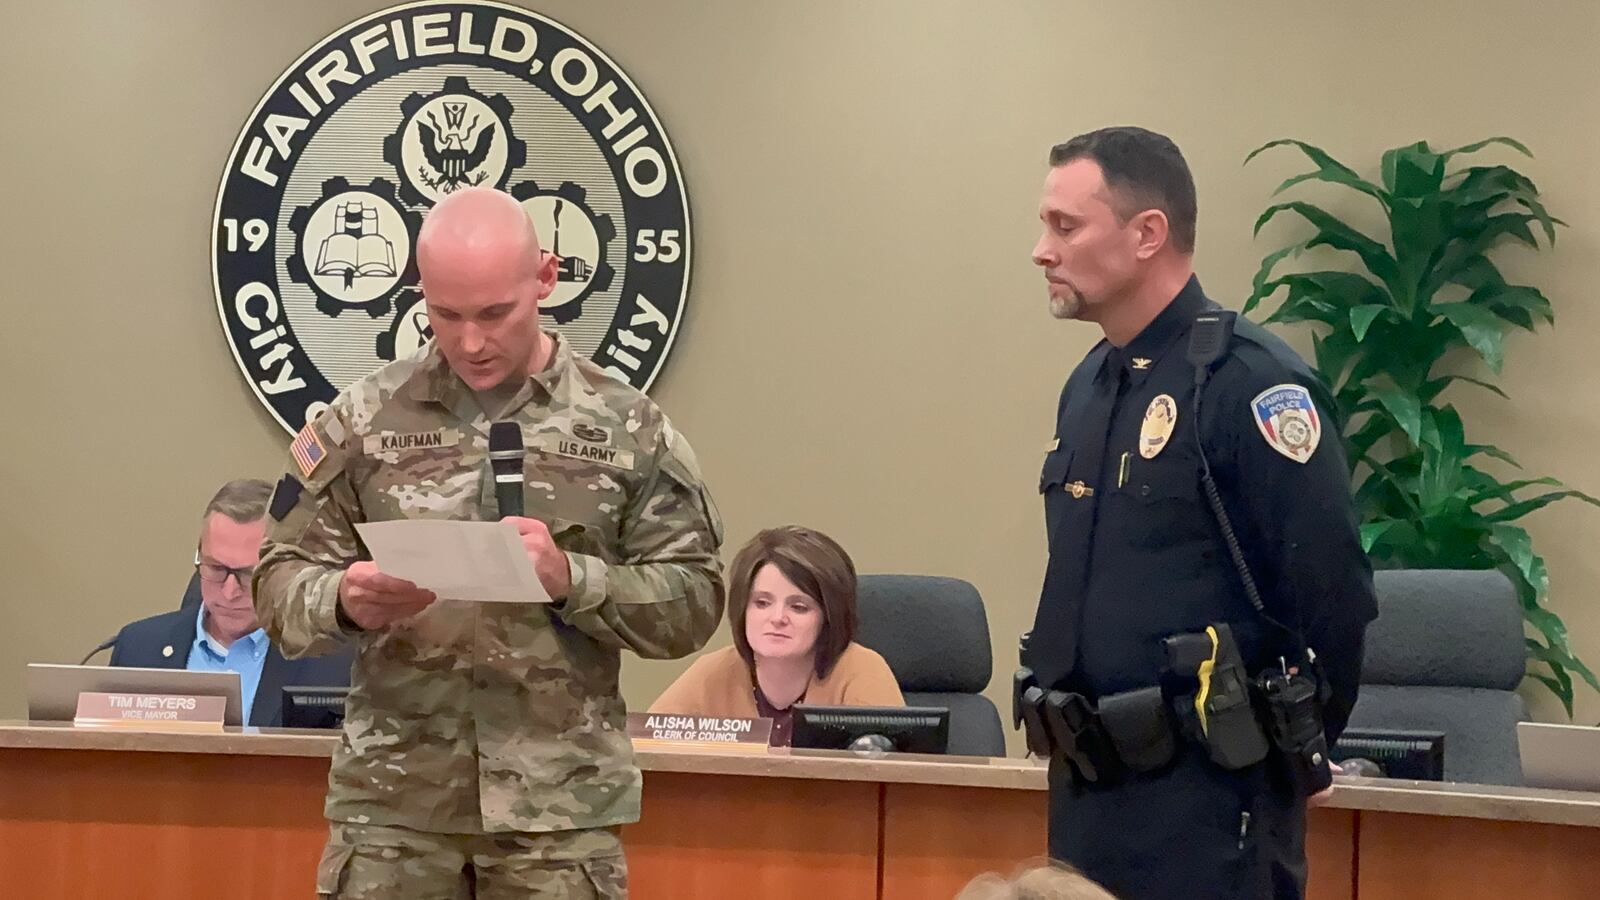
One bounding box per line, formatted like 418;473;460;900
1484;489;1600;523
1380;143;1412;193
1245;139;1391;207
1264;295;1341;327
1385;142;1446;199
1450;165;1538;206
1431;375;1510;400
1360;519;1404;553
1434;302;1506;372
1311;330;1363;391
1530;673;1574;718
1526;649;1577;718
1372;387;1424;446
1244;244;1303;315
1435;254;1507;305
1253;202;1404;293
1488;523;1536;586
1515;196;1563;245
1478;285;1555;326
1354;459;1425;520
1525;605;1570;646
1464;474;1563;505
1466;444;1522;468
1260;271;1387;328
1526;553;1552;606
1349;305;1388;341
1447;164;1561;244
1528;640;1600;696
1476;212;1539;249
1565;653;1600;696
1416;409;1443;452
1346;414;1395;461
1440;136;1533;162
1418;407;1466;513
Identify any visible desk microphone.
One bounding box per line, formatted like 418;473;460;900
488;421;526;519
79;636;117;666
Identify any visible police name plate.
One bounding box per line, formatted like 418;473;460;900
628;713;771;753
74;692;227;733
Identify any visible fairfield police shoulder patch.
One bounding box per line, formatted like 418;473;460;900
1251;383;1322;464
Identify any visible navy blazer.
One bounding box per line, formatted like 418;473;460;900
108;609;353;727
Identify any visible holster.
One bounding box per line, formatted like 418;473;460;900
1097;686;1176;774
1014;668;1176;783
1013;668;1052;758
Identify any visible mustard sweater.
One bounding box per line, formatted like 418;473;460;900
649;643;905;717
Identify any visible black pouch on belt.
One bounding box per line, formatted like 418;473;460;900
1097;686;1177;773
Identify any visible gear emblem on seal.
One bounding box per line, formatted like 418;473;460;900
375;287;432;362
213;5;694;434
286;176;421;319
384;75;527;207
510;179;617;325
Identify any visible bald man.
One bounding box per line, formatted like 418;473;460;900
254;187;725;899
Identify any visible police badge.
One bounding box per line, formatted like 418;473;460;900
1140;394;1178;459
1251;383;1322;464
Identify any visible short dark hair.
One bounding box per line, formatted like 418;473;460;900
1049;126;1197;254
727;526;858;680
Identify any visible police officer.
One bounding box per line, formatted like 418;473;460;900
1022;127;1377;899
254;187;725;898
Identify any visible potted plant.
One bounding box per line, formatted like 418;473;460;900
1244;136;1598;714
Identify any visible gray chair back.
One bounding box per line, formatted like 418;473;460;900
1345;569;1527;785
854;575;1006;757
179;571;203;610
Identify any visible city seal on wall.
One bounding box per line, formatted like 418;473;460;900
213;1;693;433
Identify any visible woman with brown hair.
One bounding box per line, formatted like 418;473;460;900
649;525;904;745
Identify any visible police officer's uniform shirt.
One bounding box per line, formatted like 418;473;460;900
1033;277;1376;741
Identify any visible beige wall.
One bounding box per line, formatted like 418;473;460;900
3;1;1598;746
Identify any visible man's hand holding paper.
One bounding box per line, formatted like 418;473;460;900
354;520;555;606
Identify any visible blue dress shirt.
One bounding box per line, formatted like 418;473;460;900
186;605;269;723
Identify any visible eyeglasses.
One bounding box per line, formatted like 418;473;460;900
193;550;256;588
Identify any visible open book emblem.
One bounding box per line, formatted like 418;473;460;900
287;176;420;319
316;200;398;291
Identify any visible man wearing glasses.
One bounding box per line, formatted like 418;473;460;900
108;478;352;725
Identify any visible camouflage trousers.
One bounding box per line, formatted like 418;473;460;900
317;822;627;899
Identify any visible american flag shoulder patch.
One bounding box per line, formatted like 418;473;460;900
289;424;327;478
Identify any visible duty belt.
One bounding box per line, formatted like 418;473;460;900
1014;675;1178;784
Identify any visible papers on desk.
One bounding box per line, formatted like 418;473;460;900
355;519;551;604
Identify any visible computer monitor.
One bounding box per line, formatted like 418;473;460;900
26;663;244;727
791;705;950;754
1518;722;1600;791
1331;727;1445;780
281;685;350;730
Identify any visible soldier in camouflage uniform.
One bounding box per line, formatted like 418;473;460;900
253;187;725;899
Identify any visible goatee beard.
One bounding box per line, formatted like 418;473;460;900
1049;290;1082;320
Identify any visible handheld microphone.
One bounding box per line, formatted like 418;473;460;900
488;421;526;519
80;635;117;666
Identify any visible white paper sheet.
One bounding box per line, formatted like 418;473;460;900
354;520;552;604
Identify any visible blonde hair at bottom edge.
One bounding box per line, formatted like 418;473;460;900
955;858;1119;900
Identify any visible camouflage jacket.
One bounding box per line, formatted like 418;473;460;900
253;333;725;834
